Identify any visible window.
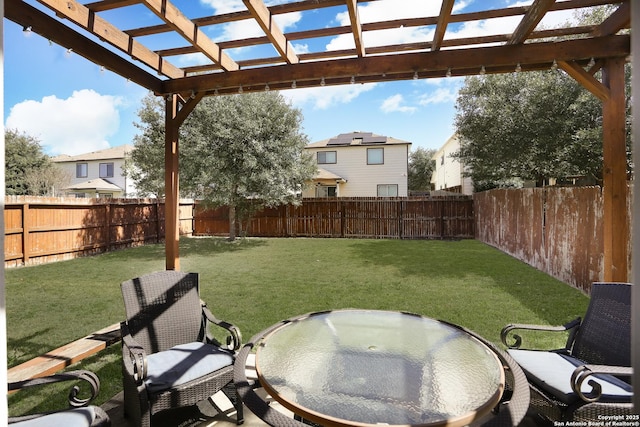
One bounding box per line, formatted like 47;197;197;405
316;185;337;197
99;162;114;178
76;163;88;178
441;156;445;165
367;148;384;165
317;151;337;164
377;184;398;197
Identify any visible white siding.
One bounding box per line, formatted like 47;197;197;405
305;144;409;197
431;135;473;195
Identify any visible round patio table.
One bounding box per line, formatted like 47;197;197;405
251;309;505;427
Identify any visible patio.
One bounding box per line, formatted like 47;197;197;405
3;0;637;422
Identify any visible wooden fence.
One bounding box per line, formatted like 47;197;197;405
4;196;194;267
474;186;632;293
194;197;475;239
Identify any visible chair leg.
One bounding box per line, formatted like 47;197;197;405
222;383;244;425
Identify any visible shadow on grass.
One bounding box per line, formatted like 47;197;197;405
347;238;589;327
8;328;55;367
179;236;268;257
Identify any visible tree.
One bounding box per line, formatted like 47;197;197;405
453;70;606;190
185;92;316;240
24;164;72;196
128;91;316;240
5;129;55;195
124;94;167;198
408;147;436;192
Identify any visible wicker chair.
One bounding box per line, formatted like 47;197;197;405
500;282;632;423
120;271;243;427
8;370;110;427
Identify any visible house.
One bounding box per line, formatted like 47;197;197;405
51;145;135;198
303;132;411;198
431;134;474;195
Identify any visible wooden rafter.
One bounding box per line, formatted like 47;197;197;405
432;0;455;52
591;1;631;37
164;35;629;95
346;0;365;57
85;0;142;12
243;0;299;64
558;60;610;101
34;0;185;79
508;0;556;45
141;0;239;71
7;0;163;93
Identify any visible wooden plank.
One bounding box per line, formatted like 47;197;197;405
345;0;365;57
558;60;610;101
7;323;121;383
142;0;239;71
508;0;556;45
244;0;299;64
432;0;455;51
601;57;628;282
165;96;181;271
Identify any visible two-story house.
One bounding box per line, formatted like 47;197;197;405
303;132;411;198
430;134;474;195
51;144;135;198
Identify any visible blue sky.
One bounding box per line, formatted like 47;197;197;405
4;0;579;156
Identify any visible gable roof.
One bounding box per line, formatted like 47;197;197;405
51;145;133;163
64;178;123;192
307;132;411;149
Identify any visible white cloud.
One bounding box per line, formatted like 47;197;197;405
6;89;122;156
282;83;377;110
418;88;458;106
380;94;416;113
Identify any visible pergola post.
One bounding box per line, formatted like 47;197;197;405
165;95;180;271
601;57;628;282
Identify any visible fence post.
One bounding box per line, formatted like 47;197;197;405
105;203;111;252
22;203;30;265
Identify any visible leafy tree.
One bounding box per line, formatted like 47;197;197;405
185;92;316;240
128;91;316;240
408;147;436;192
124;94;168;198
5;129;53;195
454;70;606;190
24;164;72;196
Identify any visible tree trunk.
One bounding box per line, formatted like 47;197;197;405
228;203;236;241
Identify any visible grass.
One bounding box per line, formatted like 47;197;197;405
6;237;590;416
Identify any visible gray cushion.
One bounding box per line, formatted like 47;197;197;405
508;349;632;404
11;407;96;427
145;342;233;393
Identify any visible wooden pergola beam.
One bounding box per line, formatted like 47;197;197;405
243;0;299;64
508;0;556;45
7;0;163;93
346;0;365;57
558;60;610;101
35;0;185;79
601;57;628;282
141;0;239;71
432;0;455;51
163;34;630;95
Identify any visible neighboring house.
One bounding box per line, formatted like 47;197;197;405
303;132;411;198
51;145;135;198
431;134;474;195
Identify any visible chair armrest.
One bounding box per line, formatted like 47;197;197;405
571;364;633;403
202;303;242;351
120;321;148;384
500;317;581;349
8;370;101;409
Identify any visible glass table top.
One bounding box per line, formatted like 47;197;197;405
255;310;505;427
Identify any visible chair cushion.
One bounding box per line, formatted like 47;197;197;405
508;349;632;405
145;342;234;393
11;407;97;427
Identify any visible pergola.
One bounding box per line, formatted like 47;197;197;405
1;0;637;413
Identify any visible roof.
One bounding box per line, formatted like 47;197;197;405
52;145;133;163
307;132;411;148
64;178;123;192
6;1;630;97
314;168;346;181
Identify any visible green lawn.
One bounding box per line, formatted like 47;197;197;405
7;237;590;416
